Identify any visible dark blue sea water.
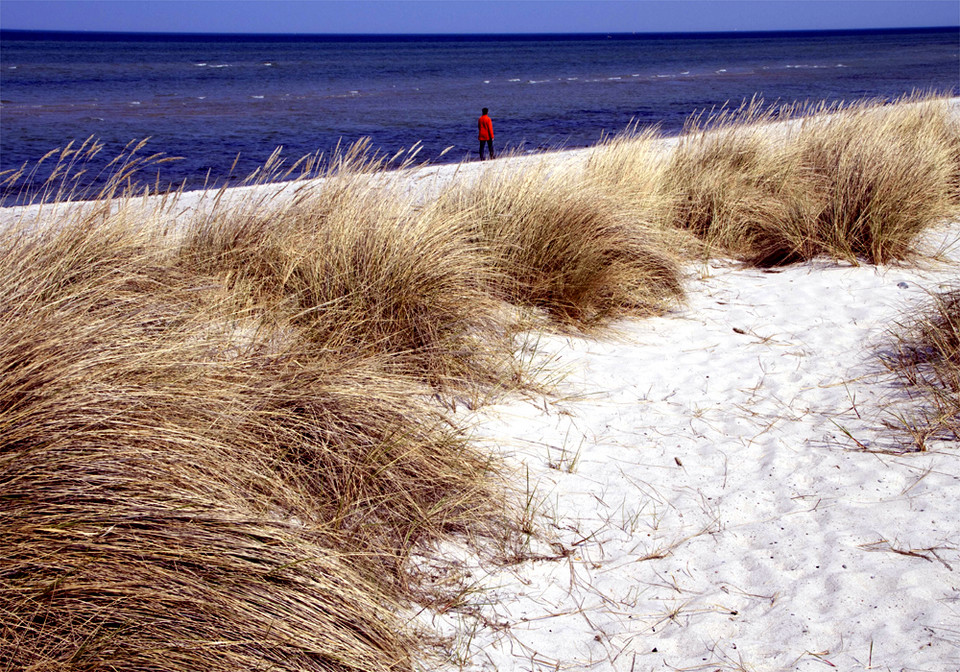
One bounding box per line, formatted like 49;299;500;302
1;29;957;200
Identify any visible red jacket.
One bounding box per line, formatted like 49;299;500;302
478;114;494;141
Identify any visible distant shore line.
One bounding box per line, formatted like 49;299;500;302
2;95;957;236
3;26;958;43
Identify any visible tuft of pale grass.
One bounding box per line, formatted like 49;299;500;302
0;222;409;671
662;99;819;265
884;285;960;449
3;503;419;671
583;122;671;211
0;136;186;207
179;161;517;392
582;122;703;260
794;95;960;264
660;94;960;266
437;161;685;330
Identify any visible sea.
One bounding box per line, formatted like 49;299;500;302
1;28;958;201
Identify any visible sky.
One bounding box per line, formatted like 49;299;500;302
0;0;957;35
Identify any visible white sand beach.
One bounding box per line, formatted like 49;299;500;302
424;237;960;670
3;103;959;672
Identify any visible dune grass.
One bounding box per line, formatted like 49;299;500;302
0;192;506;670
614;94;960;266
0;136;188;208
582;123;672;214
884;285;960;450
657;100;818;265
794;96;960;264
435;160;685;330
179;175;514;393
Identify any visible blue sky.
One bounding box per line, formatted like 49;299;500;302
1;0;957;34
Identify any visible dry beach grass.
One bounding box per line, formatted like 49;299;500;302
0;215;500;670
1;94;958;671
434;161;684;330
603;94;960;266
886;284;960;449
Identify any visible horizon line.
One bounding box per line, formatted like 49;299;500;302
2;25;958;40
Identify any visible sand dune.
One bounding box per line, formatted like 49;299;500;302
3;98;959;672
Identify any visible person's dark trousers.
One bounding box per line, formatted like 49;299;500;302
480;140;495;160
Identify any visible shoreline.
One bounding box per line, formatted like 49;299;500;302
3;95;957;236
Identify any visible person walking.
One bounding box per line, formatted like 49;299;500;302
478;108;495;160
